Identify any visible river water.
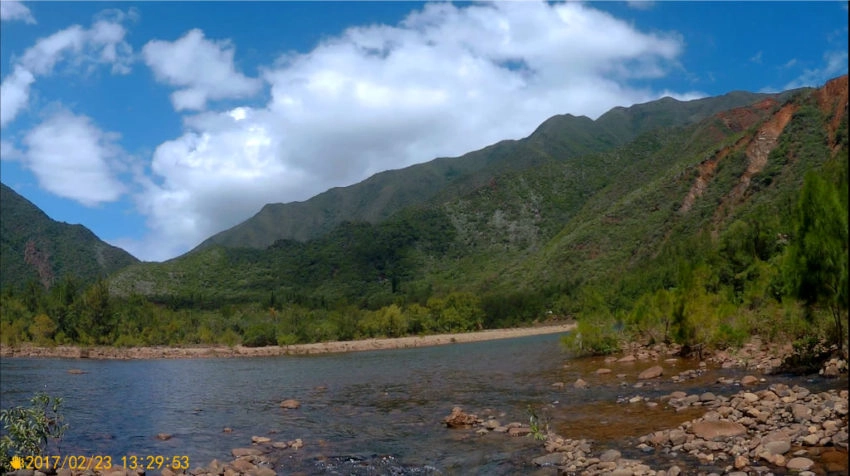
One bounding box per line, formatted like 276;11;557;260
0;333;846;475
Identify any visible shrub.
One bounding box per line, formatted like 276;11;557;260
0;393;68;472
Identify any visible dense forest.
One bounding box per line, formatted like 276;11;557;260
1;77;847;359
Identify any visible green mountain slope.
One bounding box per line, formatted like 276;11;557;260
0;184;139;291
196;90;784;251
111;79;842;307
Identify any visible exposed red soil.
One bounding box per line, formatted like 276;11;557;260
816;75;849;152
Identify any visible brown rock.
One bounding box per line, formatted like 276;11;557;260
763;440;791;455
443;407;478;428
596;368;612;374
740;375;759;386
638;365;663;379
280;399;301;409
231;447;264;457
156;432;172;440
254;468;276;476
508;426;532;437
252;435;271;444
785;457;814;471
690;421;747;439
574;378;589;389
67;369;86;374
230;458;257;472
618;355;636;363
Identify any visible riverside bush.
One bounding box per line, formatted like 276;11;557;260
0;393;67;472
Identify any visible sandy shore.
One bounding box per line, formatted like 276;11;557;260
0;323;575;360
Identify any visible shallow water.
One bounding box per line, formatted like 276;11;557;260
0;334;846;475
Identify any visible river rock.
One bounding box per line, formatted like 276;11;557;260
792;403;811;421
156;432;172;440
600;449;621;462
740;375;759;386
508;426;532;437
444;407;478;428
231;447;263;457
574;378;589;389
638;365;663;379
280;399;301;409
786;457;815;471
67;368;86;374
532;452;565;466
763;439;791;455
690;421;746;439
596;368;612;374
230;458;257;472
251;435;271;444
254;468;276;476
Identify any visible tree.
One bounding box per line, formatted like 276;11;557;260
785;171;848;352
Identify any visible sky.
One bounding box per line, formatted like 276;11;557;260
0;1;847;262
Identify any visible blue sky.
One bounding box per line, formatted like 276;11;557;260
1;1;847;262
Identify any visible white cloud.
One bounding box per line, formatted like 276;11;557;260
784;49;849;89
21;110;126;206
133;1;691;260
142;29;263;111
0;0;35;24
0;66;35;127
0;139;24;161
0;15;133;127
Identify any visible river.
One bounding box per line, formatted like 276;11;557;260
0;333;846;474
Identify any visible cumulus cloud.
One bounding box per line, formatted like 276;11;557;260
134;1;693;260
142;29;263;111
21;110;126;206
0;0;36;24
0;15;132;127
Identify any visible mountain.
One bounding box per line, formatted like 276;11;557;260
195;90;793;251
109;76;846;316
0;184;139;291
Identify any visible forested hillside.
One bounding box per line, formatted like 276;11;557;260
1;76;845;356
0;184;138;292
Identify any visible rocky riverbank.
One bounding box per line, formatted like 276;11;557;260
4;336;846;476
0;323;575;360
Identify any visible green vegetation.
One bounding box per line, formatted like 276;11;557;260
0;78;846;364
0;184;139;293
0;393;68;472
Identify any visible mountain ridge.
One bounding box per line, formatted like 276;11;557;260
0;183;139;291
194;88;795;253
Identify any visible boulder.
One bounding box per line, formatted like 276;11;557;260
763;440;791;455
231;447;263;457
443;407;478;428
690;421;746;439
508;427;532;437
785;457;814;471
532;453;565;466
599;449;621;462
280;399;301;409
638;365;663;379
